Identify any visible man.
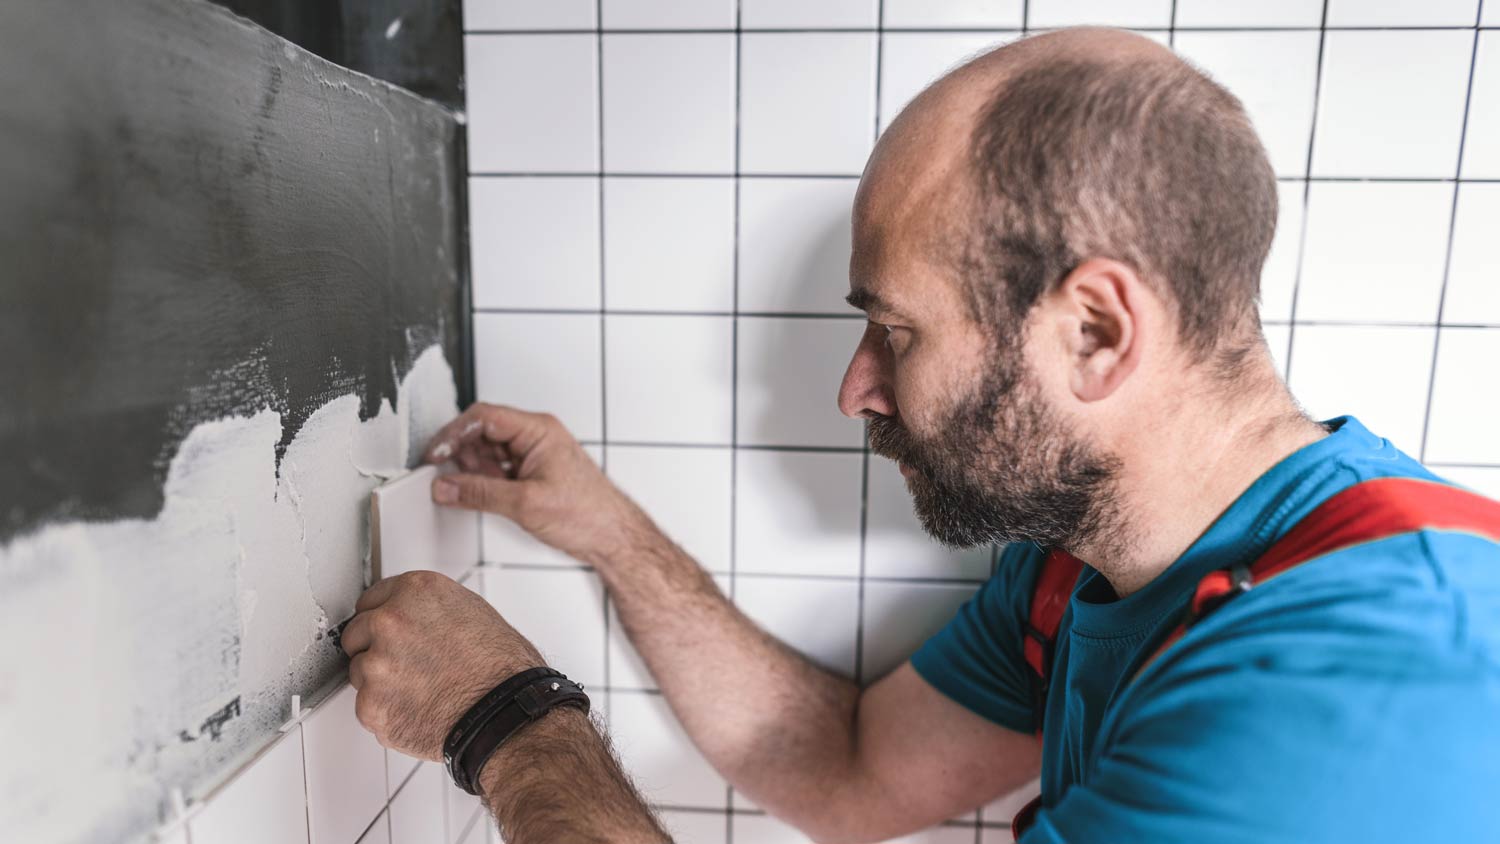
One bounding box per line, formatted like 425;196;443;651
337;28;1500;843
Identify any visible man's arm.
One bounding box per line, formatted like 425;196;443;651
427;404;1042;843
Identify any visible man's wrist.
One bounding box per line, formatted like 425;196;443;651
475;704;595;800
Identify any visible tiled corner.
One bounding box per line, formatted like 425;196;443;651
1462;32;1500;180
464;34;598;173
473;312;603;442
605;314;734;444
1287;324;1436;454
879;32;1021;134
736;317;866;448
1423;329;1500;465
302;684;388;844
740;0;878;28
1259;180;1307;325
188;726;309;844
463;0;595;30
602;34;736;174
734;575;860;677
605;446;733;574
1311;30;1474;179
737;178;860;314
483;566;608;689
882;0;1024;29
1027;0;1173;28
861;581;980;682
469;177;600;310
601;0;737;29
1173;0;1322;27
739;33;878;175
864;455;992;581
1442;183;1500;325
735;449;864;577
608;690;728;807
603;177;736;313
1324;0;1480;27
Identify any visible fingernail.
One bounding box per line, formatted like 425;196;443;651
433;478;457;504
429;442;453;461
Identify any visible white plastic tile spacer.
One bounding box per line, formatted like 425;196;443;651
279;693;309;733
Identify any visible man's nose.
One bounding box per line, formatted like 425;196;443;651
837;324;896;419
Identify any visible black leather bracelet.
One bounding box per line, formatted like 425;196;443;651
443;666;590;795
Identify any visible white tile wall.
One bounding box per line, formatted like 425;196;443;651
459;3;1500;841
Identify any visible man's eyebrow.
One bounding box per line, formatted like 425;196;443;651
845;288;893;316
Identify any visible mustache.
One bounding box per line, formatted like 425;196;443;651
867;413;927;471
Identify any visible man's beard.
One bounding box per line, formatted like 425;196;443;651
867;347;1120;552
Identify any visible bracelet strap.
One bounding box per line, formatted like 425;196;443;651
443;666;590;795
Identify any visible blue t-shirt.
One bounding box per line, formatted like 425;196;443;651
911;417;1500;842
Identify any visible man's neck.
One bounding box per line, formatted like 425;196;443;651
1069;381;1329;599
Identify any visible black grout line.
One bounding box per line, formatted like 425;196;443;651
1283;0;1331;381
727;2;744;835
479;307;864;319
1168;0;1179;47
465;25;1500;35
1419;7;1484;461
594;0;616;733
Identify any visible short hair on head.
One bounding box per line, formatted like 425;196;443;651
959;46;1278;373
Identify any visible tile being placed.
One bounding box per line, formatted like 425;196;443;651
372;465;482;582
302;684;388;844
388;761;448;844
188;726;309;844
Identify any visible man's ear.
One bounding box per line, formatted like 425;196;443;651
1052;258;1146;402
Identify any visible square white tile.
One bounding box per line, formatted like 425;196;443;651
736;317;867;448
864;455;992;580
740;33;878;175
483;567;607;689
372;465;482;583
602;0;737;28
302;684;388;844
188;727;309;844
473;312;602;441
481;446;604;567
609;575;732;690
464;0;595;29
737;178;859;314
1264;323;1292;380
469;177;600;310
1325;0;1480;26
1485;2;1499;26
1296;181;1453;323
602;34;736;173
605;314;734;444
882;0;1024;28
608;691;728;807
1462;33;1500;180
388;761;447;844
1423;328;1500;464
734;450;864;577
879;32;1021;134
357;812;390;844
606;446;733;573
861;581;980;682
658;809;729;844
734;575;860;678
1442;184;1500;324
465;35;599;173
603;177;735;312
740;0;877;28
386;749;421;799
1440;467;1500;501
1287;324;1436;454
1259;181;1307;325
1173;0;1322;26
1174;31;1320;178
1027;0;1173;27
1312;30;1473;179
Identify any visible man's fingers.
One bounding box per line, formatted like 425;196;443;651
348;651;369;689
431;472;525;517
354;577;398;614
423;403;550;465
340;611;373;656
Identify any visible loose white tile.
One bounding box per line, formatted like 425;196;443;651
879;33;1021;134
741;0;877;28
603;34;736;173
658;809;729;844
1424;329;1500;464
465;35;598;173
603;177;735;312
736;317;867;448
740;33;878;175
483;567;607;688
609;575;731;690
1326;0;1479;26
883;0;1024;28
481;446;604;567
1312;30;1473;179
1440;467;1500;501
1462;33;1500;180
609;691;727;807
606;446;733;573
388;761;447;844
605;315;734;444
1443;184;1500;324
303;684;387;844
602;0;736;28
357;812;391;844
474;312;602;441
469;177;600;310
372;465;482;582
864;455;992;580
188;727;309;844
861;581;980;682
1260;181;1307;325
1175;31;1320;178
735;450;864;577
1263;323;1292;380
1028;0;1173;27
1287;325;1435;454
446;778;484;844
464;0;595;29
1173;0;1322;26
1296;182;1453;323
386;749;422;799
735;575;860;677
737;178;859;314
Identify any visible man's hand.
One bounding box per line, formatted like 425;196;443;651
340;570;544;761
423;403;651;564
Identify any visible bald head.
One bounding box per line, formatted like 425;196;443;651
856;27;1278;369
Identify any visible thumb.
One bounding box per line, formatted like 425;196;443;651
432;472;524;517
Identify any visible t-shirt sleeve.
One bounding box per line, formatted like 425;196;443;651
909;542;1045;735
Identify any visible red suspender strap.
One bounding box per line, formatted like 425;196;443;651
1023;549;1085;736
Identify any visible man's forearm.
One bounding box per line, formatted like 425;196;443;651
480;707;670;844
580;514;866;824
